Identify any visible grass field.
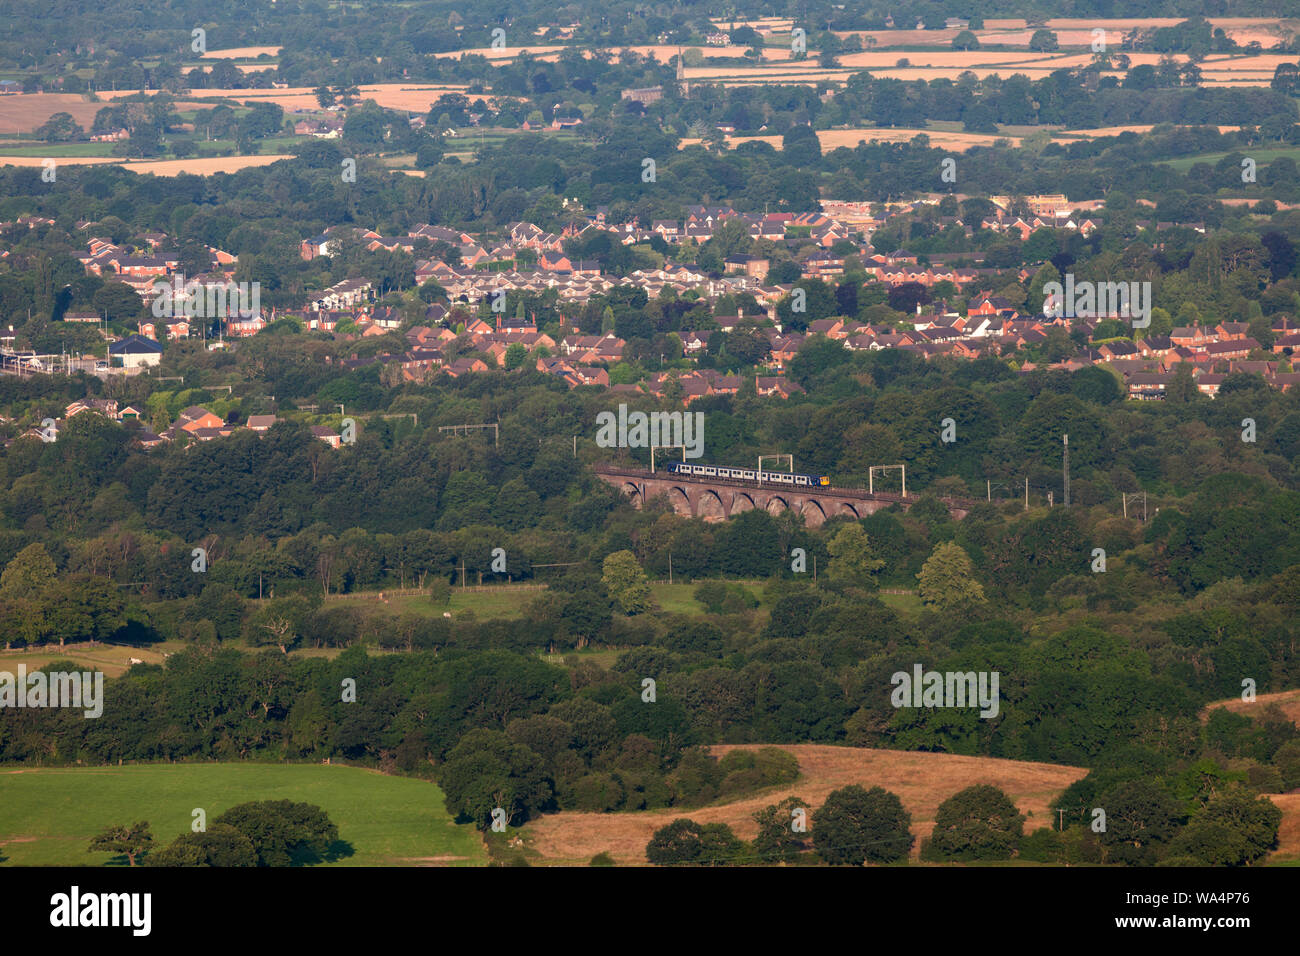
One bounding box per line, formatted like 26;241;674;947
1162;146;1300;172
0;640;176;678
0;763;484;867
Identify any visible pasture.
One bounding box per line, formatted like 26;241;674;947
0;763;483;866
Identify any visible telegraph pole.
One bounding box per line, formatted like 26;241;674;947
1063;433;1070;507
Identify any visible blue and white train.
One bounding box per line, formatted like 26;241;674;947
664;461;830;487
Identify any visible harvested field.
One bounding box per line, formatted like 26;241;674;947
709;17;794;34
100;84;477;113
682;128;1020;152
523;744;1086;864
0;154;292;175
120;155;293;175
1052;124;1241;138
1270;794;1300;862
429;45;566;61
836;50;1060;68
183;62;278;73
0;94;104;135
200;45;282;59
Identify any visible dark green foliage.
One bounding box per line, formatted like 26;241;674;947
813;785;913;865
645;818;744;866
920;785;1025;861
213;800;340;867
147;824;257;867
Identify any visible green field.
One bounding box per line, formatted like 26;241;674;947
0;641;176;678
0;143;117;157
1161;146;1300;172
0;763;485;867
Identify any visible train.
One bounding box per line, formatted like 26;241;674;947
664;461;830;487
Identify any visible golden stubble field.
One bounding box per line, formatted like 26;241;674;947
523;744;1088;865
200;45;282;59
0;154;293;175
100;85;480;113
0;93;104;135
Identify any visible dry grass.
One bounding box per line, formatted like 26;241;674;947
0;94;104;135
1269;794;1300;862
0;154;292;175
1201;688;1300;726
682;128;1022;152
429;45;566;61
101;85;477;113
200;46;281;59
523;744;1086;864
183;63;278;74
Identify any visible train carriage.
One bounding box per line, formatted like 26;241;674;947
664;462;829;486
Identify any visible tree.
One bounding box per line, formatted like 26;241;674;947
697;822;745;865
753;795;811;863
503;342;529;370
920;785;1024;861
1099;780;1184;865
440;728;553;829
214;801;339;867
88;821;153;866
246;595;312;654
602;550;653;614
1;543;57;600
147;824;257;867
813;785;913;864
952;31;980;50
646;818;703;865
644;817;741;865
1028;29;1059;52
826;524;885;589
782;124;821;167
37;112;84;142
917;542;987;612
1168;786;1281;865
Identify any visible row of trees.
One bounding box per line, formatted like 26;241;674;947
647;776;1282;866
89;801;341;867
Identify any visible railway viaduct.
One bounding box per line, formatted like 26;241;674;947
594;465;978;526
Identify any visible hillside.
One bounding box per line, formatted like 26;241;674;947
522;744;1088;864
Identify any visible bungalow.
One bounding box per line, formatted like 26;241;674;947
108;334;163;368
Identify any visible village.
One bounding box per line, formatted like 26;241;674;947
6;191;1294;433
